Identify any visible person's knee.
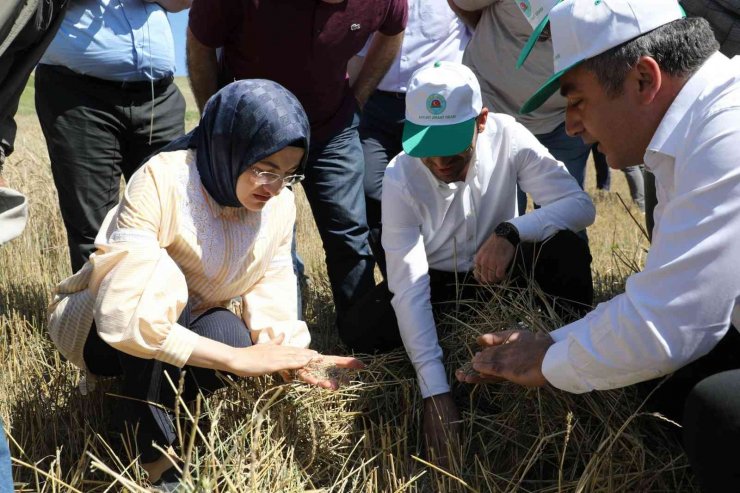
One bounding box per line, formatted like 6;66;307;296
683;370;740;493
547;230;592;264
684;370;740;433
191;307;252;348
337;282;402;354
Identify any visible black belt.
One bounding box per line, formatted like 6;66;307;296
376;90;406;100
44;64;174;92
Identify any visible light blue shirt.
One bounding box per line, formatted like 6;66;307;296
41;0;175;82
359;0;471;93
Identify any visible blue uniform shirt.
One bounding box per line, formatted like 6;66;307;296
41;0;175;81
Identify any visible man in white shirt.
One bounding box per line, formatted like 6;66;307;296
382;61;595;459
351;0;471;279
456;1;740;490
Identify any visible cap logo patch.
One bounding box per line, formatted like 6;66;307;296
518;0;532;17
426;94;447;115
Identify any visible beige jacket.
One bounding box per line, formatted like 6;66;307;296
48;150;309;384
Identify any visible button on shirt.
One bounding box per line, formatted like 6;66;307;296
188;0;408;143
359;0;471;93
542;53;740;394
382;114;595;398
41;0;175;81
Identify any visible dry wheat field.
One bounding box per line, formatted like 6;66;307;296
0;78;697;492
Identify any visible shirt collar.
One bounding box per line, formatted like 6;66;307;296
646;52;728;160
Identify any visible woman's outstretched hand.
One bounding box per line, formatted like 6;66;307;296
295;355;365;390
188;333;364;389
225;333;319;377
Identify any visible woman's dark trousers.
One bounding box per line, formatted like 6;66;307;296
83;304;251;462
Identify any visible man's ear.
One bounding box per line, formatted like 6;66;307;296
633;56;662;105
477;107;489;132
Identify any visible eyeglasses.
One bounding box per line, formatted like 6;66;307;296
249;167;305;188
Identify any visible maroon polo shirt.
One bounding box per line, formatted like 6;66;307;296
189;0;407;143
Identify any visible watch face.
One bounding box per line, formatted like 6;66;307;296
495;222;520;246
495;223;512;235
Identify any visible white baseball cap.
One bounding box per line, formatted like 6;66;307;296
520;0;685;114
402;61;483;158
514;0;561;69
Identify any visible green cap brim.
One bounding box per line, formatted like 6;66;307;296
402;117;476;158
519;61;581;114
517;15;550;69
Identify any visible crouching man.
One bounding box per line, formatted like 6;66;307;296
381;61;596;460
456;1;740;491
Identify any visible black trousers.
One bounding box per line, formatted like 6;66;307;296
359;90;406;278
35;64;185;272
340;230;593;353
83;304;251;463
641;326;740;492
0;0;68;156
683;366;740;493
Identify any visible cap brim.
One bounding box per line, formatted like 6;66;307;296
516;15;550;69
519;61;581;114
402;117;476;158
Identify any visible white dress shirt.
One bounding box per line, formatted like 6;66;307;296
542;53;740;393
359;0;471;93
382;113;595;398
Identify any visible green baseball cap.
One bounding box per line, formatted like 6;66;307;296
402;61;483;158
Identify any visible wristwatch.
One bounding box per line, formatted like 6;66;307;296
494;221;520;248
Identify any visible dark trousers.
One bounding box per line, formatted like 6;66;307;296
300;104;376;320
359;90;406;278
35;64;185;272
0;0;68;156
641;326;740;492
683;367;740;492
83;304;251;462
341;230;593;353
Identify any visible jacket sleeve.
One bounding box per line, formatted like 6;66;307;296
89;160;198;367
242;191;310;348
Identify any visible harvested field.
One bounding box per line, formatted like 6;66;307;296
0;78;696;492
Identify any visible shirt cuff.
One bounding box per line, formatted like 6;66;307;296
417;361;450;398
541;340;591;394
157;323;199;368
547;320;584;344
507;213;543;243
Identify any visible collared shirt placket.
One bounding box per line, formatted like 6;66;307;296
462;185;477;269
118;0;146;75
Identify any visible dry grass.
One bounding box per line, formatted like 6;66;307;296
0;78;695;492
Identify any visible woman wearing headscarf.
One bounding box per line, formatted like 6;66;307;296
47;79;361;485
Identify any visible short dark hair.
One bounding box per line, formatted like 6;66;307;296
581;17;719;97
